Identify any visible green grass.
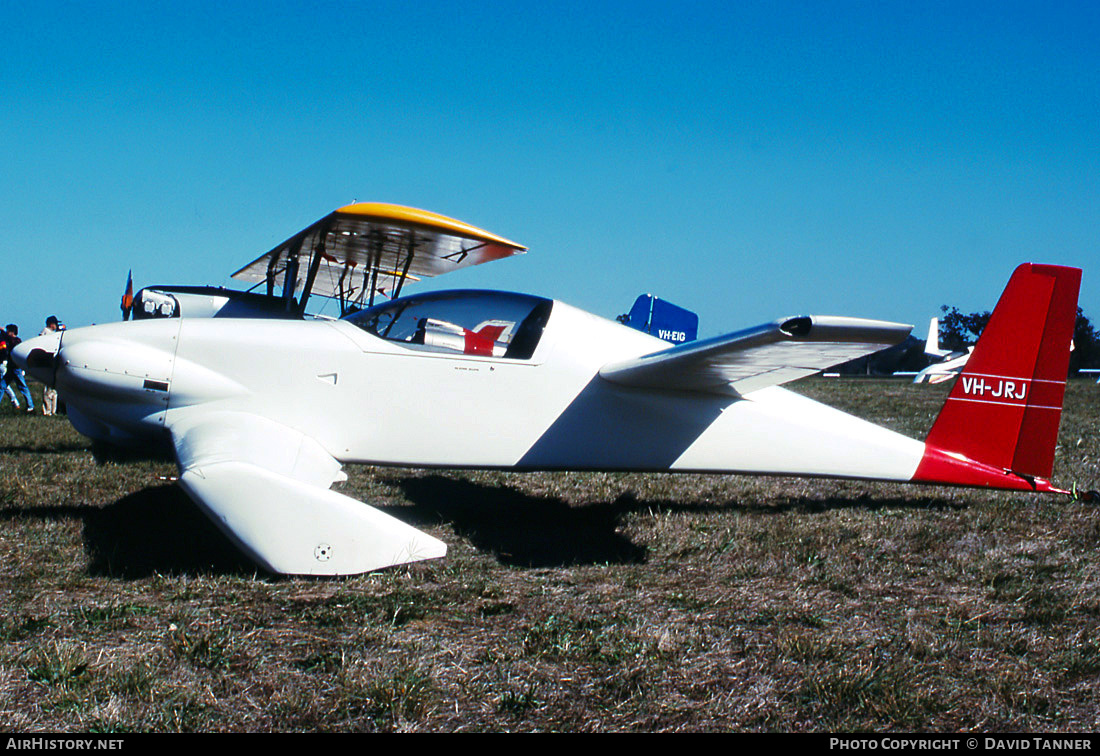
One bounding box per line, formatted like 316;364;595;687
1;379;1098;731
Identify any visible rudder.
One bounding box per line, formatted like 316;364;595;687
918;263;1080;485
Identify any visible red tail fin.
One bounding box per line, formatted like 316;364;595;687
914;263;1081;490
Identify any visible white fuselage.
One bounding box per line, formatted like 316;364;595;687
40;300;926;482
16;264;1078;576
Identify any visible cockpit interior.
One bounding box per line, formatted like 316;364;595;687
344;290;553;360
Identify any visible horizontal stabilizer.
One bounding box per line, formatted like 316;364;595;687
600;316;911;396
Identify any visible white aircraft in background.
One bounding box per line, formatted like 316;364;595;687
911;316;974;384
13;203;1083;575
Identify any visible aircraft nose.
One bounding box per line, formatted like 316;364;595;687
12;330;63;387
53;330;175;402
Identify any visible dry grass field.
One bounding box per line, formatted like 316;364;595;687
1;379;1098;732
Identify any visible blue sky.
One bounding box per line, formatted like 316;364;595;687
2;1;1097;337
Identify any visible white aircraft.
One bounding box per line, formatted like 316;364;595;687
13;204;1083;575
911;316;973;384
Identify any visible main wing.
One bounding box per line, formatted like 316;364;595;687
600;316;911;396
170;411;446;575
232;203;526;308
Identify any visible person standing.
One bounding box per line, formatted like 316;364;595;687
38;316;64;416
0;324;34;413
0;327;17;409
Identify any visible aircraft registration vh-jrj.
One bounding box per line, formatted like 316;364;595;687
13;203;1083;576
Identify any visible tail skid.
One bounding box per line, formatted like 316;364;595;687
913;264;1081;492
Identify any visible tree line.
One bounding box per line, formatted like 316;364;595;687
939;305;1099;373
833;306;1098;376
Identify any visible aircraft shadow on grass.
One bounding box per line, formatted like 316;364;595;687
391;474;963;567
0;441;93;455
89;441;175;464
394;475;648;568
76;480;650;576
0;488;253;578
80;486;258;578
2;476;964;578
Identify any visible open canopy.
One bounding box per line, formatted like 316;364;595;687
231;203;527;314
